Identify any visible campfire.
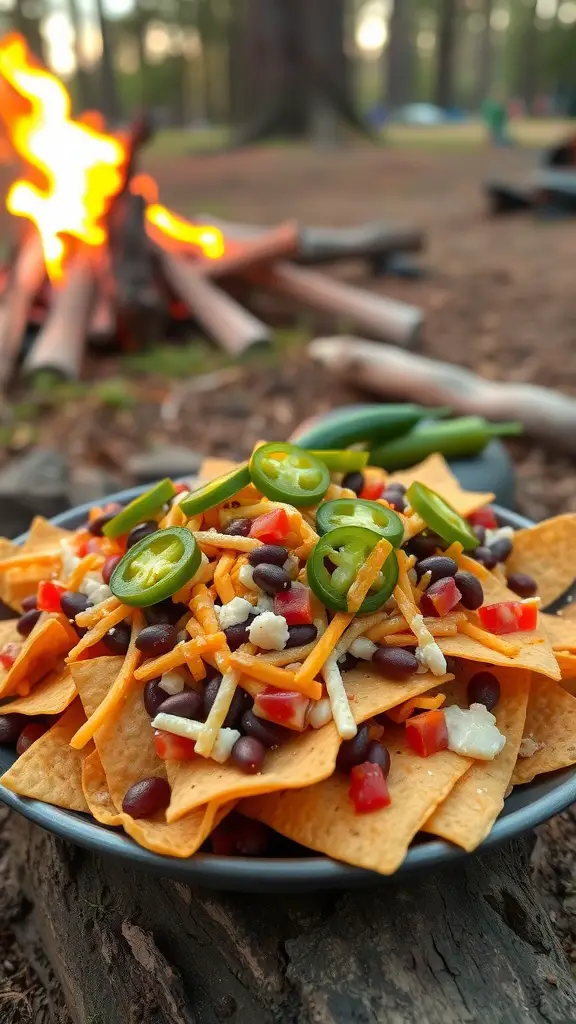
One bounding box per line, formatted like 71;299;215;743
0;33;425;389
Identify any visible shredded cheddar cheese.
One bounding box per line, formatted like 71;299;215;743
457;620;520;658
228;650;321;701
294;612;353;691
67;602;132;662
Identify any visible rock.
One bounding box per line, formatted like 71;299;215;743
127;446;202;485
67;466;123;509
0;449;69;538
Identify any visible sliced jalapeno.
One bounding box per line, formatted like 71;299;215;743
307;450;369;473
102;479;176;540
250;442;330;507
110;527;201;607
316;498;403;547
307;526;398;614
179;463;250;517
406;481;478;550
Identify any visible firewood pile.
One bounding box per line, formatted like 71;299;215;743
486;132;576;217
0;33;425;392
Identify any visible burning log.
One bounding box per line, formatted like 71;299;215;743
23;252;98;380
194;220;299;279
159;251;271;356
108;191;166;349
252;262;422;347
0;231;45;389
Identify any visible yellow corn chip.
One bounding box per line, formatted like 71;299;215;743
423;667;530;851
541;612;576;652
0;518;72;611
81;749;122;825
0;619;23;689
197;457;240;482
344;665;452;722
0;617;72;699
243;729;470;875
0;661;76;715
389;453;494;517
512;674;576;785
0;700;90;812
22;516;72;551
506;514;576;608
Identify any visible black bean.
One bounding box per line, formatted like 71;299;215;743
241;708;290;748
102;555;121;585
126;521;158;549
415;555;458;584
144;599;188;626
336;723;371;773
385;482;406;496
224;620;252;652
233;817;271;856
224;518;253;537
204;676;251;728
157;690;204;720
473;546;497;570
381;490;406;513
444;655;459;675
337;652;358;673
0;713;26;745
506;572;538;598
122;777;171;818
136;624;178;657
252;564;291;595
16;608;41;637
467;671;501;711
248;544;288;568
143;679;166;717
490;537;513;563
406;534;440;561
20;595;38;612
285;624;318;649
88;508;121;536
176;629;189;645
103;623;131;655
231;736;266;774
365;741;391;778
372;647;418;680
60;591;90;620
16;722;48;754
342;471;364;495
472;524;486;545
454;571;484;610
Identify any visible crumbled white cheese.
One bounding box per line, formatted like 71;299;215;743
158;670;186;695
216;597;253;630
79;572;112;606
248;611;289;650
284;662;302;672
307;697;333;729
444;703;506;760
484;525;514;548
412;613;447;676
518;736;543;758
191;552;211;584
407;568;418;587
238;564;259;592
151;712;240;763
60;539;80;582
255;594;274;614
349;637;377;661
283;554;300;579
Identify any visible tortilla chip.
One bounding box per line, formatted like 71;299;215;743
243;729;470;875
512;674;576;785
423;667;530;851
541;612;576;653
0;518;72;612
0;700;90;812
553;651;576;682
344;665;452;722
81;749;122;825
389;453;494;518
0;661;77;716
0;617;72;699
0;619;24;690
506;514;576;608
22;516;71;551
198;457;239;482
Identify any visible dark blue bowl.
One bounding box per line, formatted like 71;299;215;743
0;491;573;892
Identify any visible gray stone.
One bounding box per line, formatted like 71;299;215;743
67;465;123;509
127;446;202;485
0;448;69;538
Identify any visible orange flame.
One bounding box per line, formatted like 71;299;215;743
131;173;225;260
0;34;126;280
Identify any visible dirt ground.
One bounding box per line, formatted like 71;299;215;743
1;141;576;1017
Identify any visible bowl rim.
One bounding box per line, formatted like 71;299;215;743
0;489;573;892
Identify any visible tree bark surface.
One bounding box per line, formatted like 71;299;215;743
5;813;576;1024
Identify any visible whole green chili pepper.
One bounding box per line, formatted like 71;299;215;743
369;417;522;471
292;404;451;450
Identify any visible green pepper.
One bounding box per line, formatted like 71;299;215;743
102;479;176;540
179;463;250;517
110;527;201;607
407;481;478;551
369;417;522;471
250;442;330;507
292;404;451;450
307;526;398;614
316;498;404;547
307;450;369;473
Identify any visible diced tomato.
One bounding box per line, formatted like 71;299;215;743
75;640;113;661
0;642;21;669
274;586;313;625
421;576;462;618
153;729;196;760
253;687;309;730
478;600;537;635
468;506;498;530
359;470;385;501
174;482;189;495
249;508;291;544
349;762;391;813
37;580;67;613
405;709;449;757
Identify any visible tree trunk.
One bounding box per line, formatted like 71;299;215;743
63;0;92;112
435;0;459;109
93;0;121;124
6;811;576;1024
519;1;539;115
476;0;494;106
13;0;46;63
386;0;414;109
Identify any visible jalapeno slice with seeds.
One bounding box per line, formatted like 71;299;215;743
316;498;404;547
179;463;251;517
102;479;176;540
110;527;201;607
250;442;330;507
307;526;398;614
406;481;478;551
